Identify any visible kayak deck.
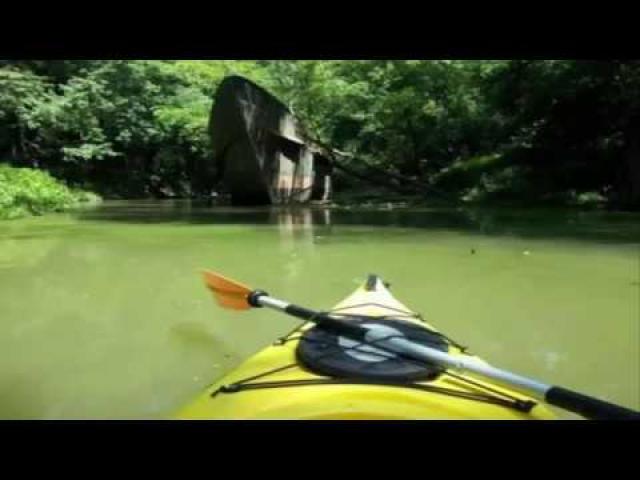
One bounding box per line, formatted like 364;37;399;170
176;276;557;420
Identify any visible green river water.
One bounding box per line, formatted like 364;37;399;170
0;200;638;419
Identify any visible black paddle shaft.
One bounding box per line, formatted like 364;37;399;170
284;304;368;341
546;387;640;420
248;291;640;420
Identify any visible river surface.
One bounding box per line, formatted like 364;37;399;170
0;200;638;419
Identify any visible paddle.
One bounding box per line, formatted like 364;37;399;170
202;270;640;420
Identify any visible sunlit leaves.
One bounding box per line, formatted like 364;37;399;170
0;164;94;218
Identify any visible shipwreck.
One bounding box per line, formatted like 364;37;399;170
207;76;332;205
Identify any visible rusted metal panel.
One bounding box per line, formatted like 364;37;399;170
208;76;331;205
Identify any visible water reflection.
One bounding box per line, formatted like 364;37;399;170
76;200;640;245
271;207;331;247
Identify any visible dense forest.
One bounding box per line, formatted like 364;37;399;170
1;60;639;215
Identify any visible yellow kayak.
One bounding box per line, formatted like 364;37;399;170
176;275;557;420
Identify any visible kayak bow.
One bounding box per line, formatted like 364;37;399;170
175;273;640;419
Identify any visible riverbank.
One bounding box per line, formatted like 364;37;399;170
330;151;624;211
1;163;629;224
330;188;613;212
0;165;101;220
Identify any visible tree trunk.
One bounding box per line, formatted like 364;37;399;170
329;157;417;195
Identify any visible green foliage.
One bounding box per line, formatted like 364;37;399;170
0;60;271;165
0;60;273;197
0;60;639;208
264;60;505;175
263;60;640;207
0;164;99;219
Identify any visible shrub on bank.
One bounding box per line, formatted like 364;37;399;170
0;164;101;219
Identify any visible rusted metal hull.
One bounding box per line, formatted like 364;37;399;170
209;76;331;206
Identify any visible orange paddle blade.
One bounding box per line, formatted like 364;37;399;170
202;270;253;310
